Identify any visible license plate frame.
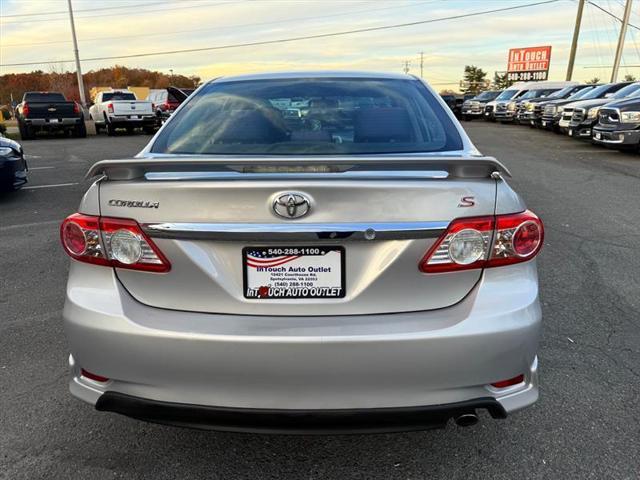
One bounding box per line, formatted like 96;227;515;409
243;246;345;299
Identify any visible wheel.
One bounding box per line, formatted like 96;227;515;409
143;126;155;135
106;122;116;136
73;122;87;138
18;121;35;140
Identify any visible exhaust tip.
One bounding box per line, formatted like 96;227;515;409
454;413;479;427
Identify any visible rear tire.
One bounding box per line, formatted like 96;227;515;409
106;122;116;136
73;122;87;138
18;121;35;140
143;126;155;135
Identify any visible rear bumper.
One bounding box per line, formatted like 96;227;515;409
64;261;541;427
25;117;81;127
109;115;155;126
94;391;506;434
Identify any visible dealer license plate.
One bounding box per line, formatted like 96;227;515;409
243;246;345;299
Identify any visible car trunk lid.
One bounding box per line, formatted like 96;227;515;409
94;157;503;316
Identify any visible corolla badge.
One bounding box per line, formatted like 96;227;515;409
273;193;311;219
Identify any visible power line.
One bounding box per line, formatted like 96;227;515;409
1;0;443;48
0;0;240;24
0;1;172;17
0;0;562;68
586;0;640;30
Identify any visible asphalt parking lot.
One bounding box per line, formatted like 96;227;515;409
1;124;639;479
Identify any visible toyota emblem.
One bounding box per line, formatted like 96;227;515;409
273;193;311;219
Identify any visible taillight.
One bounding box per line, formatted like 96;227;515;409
73;102;80;114
81;368;109;383
491;374;525;388
419;210;543;273
60;213;170;272
107;103;114;113
487;210;544;268
22;102;30;117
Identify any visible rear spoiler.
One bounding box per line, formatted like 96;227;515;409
85;156;511;181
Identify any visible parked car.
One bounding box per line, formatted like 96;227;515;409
61;71;544;433
15;91;85;140
492;83;531;122
0;134;27;191
520;84;590;127
592;90;640;151
540;85;600;132
564;82;638;138
147;87;195;125
461;90;502;121
89;90;155;136
440;94;458;114
484;82;526;122
509;81;577;124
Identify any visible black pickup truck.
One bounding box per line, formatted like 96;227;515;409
592;94;640;151
15;92;86;140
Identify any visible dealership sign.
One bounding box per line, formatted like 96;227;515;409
507;46;552;82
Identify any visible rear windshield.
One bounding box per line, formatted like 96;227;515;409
151;78;463;155
24;92;66;102
102;92;136;101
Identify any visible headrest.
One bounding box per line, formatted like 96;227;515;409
354;108;414;143
215;110;288;144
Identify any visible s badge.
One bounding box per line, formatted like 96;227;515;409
458;196;476;208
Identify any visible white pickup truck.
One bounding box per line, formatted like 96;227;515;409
89;90;155;135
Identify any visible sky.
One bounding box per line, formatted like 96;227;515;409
1;0;639;90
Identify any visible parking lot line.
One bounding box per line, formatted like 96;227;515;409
0;219;61;232
23;182;79;190
28;166;56;170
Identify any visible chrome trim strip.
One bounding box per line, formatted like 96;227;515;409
143;221;449;241
144;170;449;181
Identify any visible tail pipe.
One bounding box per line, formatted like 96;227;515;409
454;412;479;427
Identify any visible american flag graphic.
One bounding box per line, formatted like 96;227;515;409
246;250;300;268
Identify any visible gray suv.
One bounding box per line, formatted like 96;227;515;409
61;72;544;433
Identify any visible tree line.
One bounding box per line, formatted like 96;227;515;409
0;65;201;104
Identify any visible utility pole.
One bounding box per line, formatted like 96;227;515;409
566;0;585;80
419;51;424;78
611;0;633;82
67;0;86;106
402;60;411;74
